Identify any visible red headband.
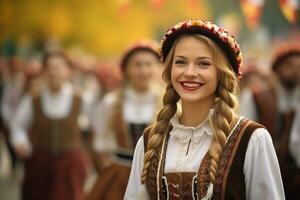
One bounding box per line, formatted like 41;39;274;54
120;40;160;71
272;45;300;71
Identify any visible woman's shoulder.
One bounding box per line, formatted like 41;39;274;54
243;119;273;150
231;118;272;152
249;126;273;147
244;119;269;137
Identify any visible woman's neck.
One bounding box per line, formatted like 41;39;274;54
180;96;215;127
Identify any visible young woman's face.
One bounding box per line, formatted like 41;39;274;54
171;36;218;103
45;56;71;92
126;51;158;91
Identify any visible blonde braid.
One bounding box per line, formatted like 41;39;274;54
187;34;239;183
141;42;180;184
141;83;179;184
208;65;238;183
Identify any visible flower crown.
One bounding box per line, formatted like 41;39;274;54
159;19;243;78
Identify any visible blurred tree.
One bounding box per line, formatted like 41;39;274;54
0;0;298;56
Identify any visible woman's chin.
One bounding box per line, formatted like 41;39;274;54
179;95;203;103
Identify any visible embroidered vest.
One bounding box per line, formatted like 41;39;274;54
144;118;264;200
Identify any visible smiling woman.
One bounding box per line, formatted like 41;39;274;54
124;19;285;200
170;35;218;110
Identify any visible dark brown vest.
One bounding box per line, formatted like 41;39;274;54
29;93;82;153
144;118;264;200
112;108;134;152
252;87;277;137
111;98;155;155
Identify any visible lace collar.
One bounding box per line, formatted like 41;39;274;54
169;110;214;143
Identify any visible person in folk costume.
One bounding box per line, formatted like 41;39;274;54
240;45;300;199
86;40;162;200
288;103;300;200
10;51;90;200
23;56;43;96
1;56;25;175
240;46;300;144
125;19;285;200
271;47;299;200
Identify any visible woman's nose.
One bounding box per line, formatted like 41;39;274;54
183;63;197;78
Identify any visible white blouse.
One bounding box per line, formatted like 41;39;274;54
10;82;90;154
125;115;285;200
289;103;300;167
240;83;300;168
90;86;158;153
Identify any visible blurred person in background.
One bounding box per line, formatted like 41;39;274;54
72;53;100;107
241;45;300;199
71;53;101;147
273;46;300;200
10;51;91;200
0;56;25;176
22;56;42;95
240;63;277;135
86;41;161;200
0;56;6;174
85;61;122;166
93;61;122;99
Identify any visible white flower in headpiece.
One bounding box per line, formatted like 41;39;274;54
197;20;204;26
228;36;235;46
220;32;228;39
166;29;173;35
206;23;213;29
213;26;220;32
174;24;181;29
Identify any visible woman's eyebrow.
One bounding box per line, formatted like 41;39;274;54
174;55;212;60
174;55;186;59
196;56;212;60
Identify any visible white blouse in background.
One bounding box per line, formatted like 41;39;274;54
10;82;90;154
125;115;285;200
240;84;300;122
90;86;158;153
240;83;300;169
289;103;300;167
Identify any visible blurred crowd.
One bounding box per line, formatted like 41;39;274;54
0;38;299;200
